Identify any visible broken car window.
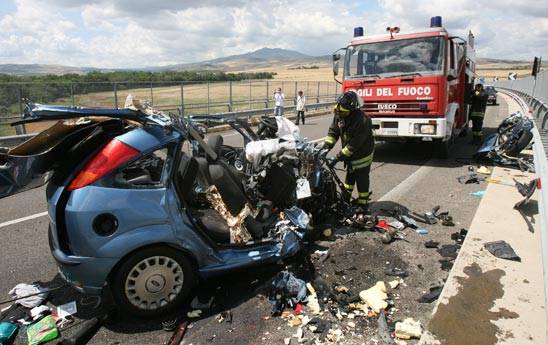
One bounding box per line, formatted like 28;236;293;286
107;147;171;188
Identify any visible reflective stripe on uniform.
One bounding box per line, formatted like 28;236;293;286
325;136;336;145
344;183;354;191
470;111;485;118
357;198;368;205
358;191;369;198
472;131;483;137
341;146;352;157
351;151;374;170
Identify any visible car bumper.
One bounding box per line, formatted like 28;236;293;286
371;117;447;139
48;224;118;295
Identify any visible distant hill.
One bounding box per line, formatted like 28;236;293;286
0;49;540;76
0;64;109;76
149;47;326;72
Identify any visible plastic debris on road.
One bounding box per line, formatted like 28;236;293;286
359;281;388;313
270;271;308;316
27;315;59;345
477;166;491;175
416;228;429;235
0;322;18;344
8;283;48;308
395;318;422;339
470;190;486;198
484;240;521;262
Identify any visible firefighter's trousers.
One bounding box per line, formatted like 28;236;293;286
471;111;485;138
343;152;373;206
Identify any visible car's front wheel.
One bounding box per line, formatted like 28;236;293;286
111;246;195;317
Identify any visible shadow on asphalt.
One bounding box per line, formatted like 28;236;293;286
373;124;501;170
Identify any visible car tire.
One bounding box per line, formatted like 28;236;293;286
111;246;195;318
505;130;533;157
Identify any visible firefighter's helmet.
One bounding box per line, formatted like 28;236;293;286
335;91;361;114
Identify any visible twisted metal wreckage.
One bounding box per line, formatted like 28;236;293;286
475;111;535;171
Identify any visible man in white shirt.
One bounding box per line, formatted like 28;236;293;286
274;88;285;116
295;90;306;125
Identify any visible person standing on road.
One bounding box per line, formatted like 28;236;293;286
469;83;489;144
323;91;375;213
274;88;285;116
295;90;306;125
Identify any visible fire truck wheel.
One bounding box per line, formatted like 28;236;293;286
435;138;451;159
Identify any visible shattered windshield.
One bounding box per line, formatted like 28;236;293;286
344;36;445;78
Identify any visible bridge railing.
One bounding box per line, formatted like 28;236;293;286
495;70;548;129
495;71;548;324
0;80;340;136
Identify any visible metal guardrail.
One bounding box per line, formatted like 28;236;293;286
497;85;548;334
0;79;340;136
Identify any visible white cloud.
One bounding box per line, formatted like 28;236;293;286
0;0;546;68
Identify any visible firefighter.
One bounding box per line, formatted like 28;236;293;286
324;91;375;212
470;83;489;144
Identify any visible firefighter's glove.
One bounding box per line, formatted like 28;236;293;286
327;156;340;169
327;155;342;168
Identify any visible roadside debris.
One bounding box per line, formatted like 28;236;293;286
167;320;189;345
417;286;443;303
8;283;48;308
424;240;440;249
470;190;486;198
484;241;521;262
377;312;396;345
385;267;409;278
457;173;485;184
270;271;308;316
395;318;422;339
475;111;534;172
388;279;402;290
416;228;429;235
437;244;459;259
359;281;388;313
27;315;59;345
187;310;202;318
0;322;17;344
306;283;321;315
513;178;537;209
477;166;491;175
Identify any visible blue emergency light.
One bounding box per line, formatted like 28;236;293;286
354;27;364;37
430;16;442;28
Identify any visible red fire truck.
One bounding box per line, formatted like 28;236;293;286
332;16;476;157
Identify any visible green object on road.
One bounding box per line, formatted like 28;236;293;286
0;322;18;345
27;315;59;345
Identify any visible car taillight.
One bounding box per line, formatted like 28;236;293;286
67;139;139;191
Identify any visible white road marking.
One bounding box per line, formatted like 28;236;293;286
0;211;48;229
0;158;427;227
376;162;435;202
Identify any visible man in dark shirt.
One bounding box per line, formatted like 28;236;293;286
470;84;489;144
324;91;375;211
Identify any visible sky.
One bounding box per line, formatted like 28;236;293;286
0;0;547;68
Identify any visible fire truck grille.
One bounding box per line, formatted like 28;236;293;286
363;102;425;113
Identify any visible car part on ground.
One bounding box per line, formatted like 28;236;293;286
475;111;534;171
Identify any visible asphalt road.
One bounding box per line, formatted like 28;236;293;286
0;100;509;345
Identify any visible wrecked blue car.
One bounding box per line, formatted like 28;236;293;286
0;103;309;317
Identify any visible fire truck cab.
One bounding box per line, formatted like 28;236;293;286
333;16;476;157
